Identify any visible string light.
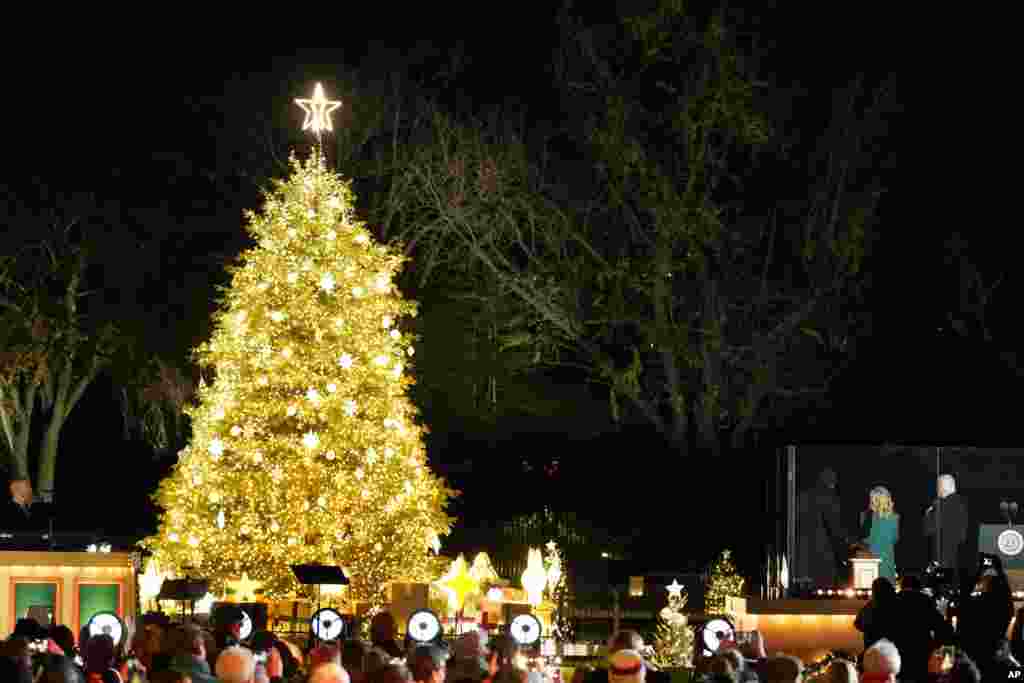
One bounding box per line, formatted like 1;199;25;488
142;152;455;604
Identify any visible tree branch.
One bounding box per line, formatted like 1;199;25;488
0;385;18;455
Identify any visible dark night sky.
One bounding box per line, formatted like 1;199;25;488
2;8;985;577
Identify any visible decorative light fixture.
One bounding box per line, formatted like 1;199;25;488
510;613;543;647
295;83;342;135
87;612;126;647
406;609;442;644
311;607;347;641
521;548;547;606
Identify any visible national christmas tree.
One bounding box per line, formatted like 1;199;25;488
143;84;456;605
705;549;744;614
651;581;693;669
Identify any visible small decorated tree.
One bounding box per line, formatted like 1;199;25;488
705;549;744;614
544;540;575;643
651;581;693;669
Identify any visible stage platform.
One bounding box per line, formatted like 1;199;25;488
730;597;1024;664
730;598;867;664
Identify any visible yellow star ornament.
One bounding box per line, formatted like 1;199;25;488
226;572;264;602
666;579;684;599
295;83;342;135
438;554;480;611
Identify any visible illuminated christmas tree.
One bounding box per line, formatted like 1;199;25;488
705;549;744;614
651;581;693;669
142;84;456;605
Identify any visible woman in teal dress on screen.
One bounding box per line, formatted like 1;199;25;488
861;486;899;580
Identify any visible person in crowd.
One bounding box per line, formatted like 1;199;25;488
608;651;646;683
824;660;856;683
342;638;369;683
861;486;899;580
216;645;256;683
736;631;767;681
371;613;405;659
38;652;85;683
409;644;449;683
891;573;953;682
272;638;299;680
715;648;756;683
168;624;218;683
704;654;736;683
985;637;1023;681
200;630;218;674
1011;604;1024;664
367;648;392;675
84;633;122;683
149;671;192;683
370;663;413;683
309;642;342;672
447;630;488;683
214;606;246;652
957;553;1014;676
855;576;898;651
310;662;352;683
759;656;802;683
484;634;518;683
50;625;78;662
249;631;285;683
2;636;35;683
862;638;900;683
947;651;982;683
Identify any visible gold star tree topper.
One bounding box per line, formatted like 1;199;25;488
666;579;685;599
295;83;342;135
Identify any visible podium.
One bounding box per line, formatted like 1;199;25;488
849;548;880;589
979;524;1024;591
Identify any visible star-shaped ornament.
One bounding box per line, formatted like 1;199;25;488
666;579;684;599
546;540;558;553
227;572;263;602
437;554;480;611
295;83;342;135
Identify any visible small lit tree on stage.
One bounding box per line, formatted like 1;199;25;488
143;84;456;606
705;549;744;614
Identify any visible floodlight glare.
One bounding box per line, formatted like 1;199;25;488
311;608;346;641
406;609;442;643
509;614;542;647
87;612;125;647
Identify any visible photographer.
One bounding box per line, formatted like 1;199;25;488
957;554;1014;678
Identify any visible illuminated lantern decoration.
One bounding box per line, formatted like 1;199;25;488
470;552;500;585
521;548;547;606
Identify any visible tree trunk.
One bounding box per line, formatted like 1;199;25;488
36;410;64;500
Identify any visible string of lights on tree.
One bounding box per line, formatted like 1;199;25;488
651;580;694;669
143;84;457;604
705;549;744;614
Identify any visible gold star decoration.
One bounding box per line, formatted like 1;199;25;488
226;572;264;602
666;579;684;599
295;83;342;135
437;554;480;611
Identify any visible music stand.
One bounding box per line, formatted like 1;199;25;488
291;565;348;643
156;578;209;622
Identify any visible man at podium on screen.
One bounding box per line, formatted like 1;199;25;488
924;474;968;578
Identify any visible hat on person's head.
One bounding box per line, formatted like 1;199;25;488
609;649;645;683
